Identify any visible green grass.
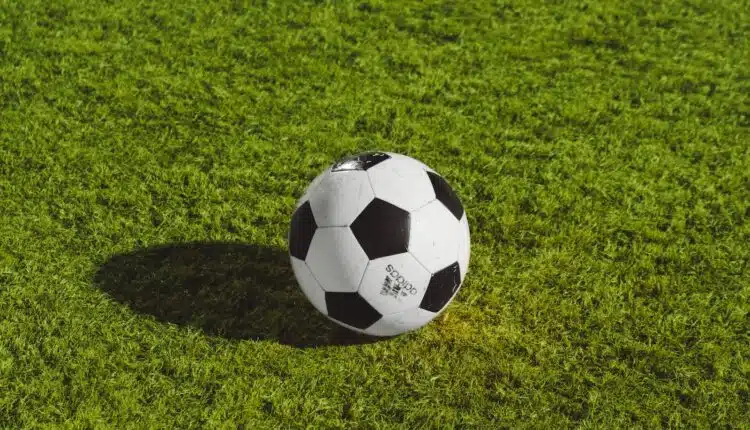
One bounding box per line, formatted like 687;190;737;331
1;0;749;427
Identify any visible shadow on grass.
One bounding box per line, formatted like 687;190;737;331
93;242;387;348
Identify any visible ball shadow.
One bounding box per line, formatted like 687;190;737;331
93;242;387;348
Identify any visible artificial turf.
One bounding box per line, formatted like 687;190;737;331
1;0;749;427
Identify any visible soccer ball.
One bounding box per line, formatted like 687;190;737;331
288;151;470;336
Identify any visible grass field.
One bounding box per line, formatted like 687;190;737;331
1;0;749;427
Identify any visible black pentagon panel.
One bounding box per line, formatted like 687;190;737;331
350;198;410;260
289;201;317;260
426;171;464;220
420;262;461;312
331;151;391;172
326;292;382;329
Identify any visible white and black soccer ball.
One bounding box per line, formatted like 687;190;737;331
288;151;470;337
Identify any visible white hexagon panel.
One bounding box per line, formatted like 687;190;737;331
290;256;327;315
308;170;374;227
457;214;470;280
408;200;461;273
306;227;369;293
386;152;436;174
358;253;432;316
365;307;437;337
366;154;436;212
